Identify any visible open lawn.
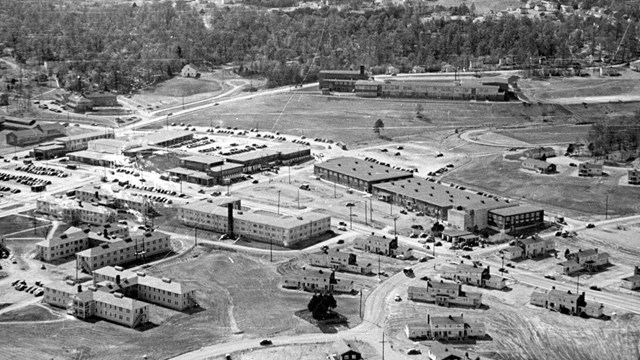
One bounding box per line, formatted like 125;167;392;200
443;154;640;219
0;214;51;238
495;125;591;146
146;76;222;98
0;305;60;322
175;93;578;147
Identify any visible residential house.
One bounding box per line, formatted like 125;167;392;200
327;340;362;360
524;147;556;160
181;64;200;78
501;236;554;261
557;248;610;274
502;245;524;260
530;287;603;318
579;163;603;176
407;280;482;308
631;60;640;72
621;266;640;290
440;263;507;290
354;234;398;256
405;313;485;341
283;269;353;293
426;343;482;360
309;249;373;275
522;159;556;174
628;169;640;185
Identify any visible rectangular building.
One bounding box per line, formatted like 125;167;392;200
36;197;117;225
530;288;603;318
315;157;413;193
354;234;398;256
145;130;193;147
408;280;482;308
440;263;507;290
76;185;151;214
578;163;603;176
71;290;149;328
282;269;354;293
522;159;556;174
561;248;610;273
405;313;485;341
56;131;115;152
43;280;82;309
167;167;215;186
621;266;640;290
68;150;119;167
180;154;224;172
628;169;640;185
177;200;329;247
309;249;373;275
487;205;544;233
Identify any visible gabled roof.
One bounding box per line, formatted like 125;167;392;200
430;314;464;326
522;158;554;168
548;289;580;302
333;339;361;355
137;275;193;294
427;280;460;291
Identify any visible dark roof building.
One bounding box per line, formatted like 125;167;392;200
522;159;556;174
314;157;413;192
6;123;65;146
83;91;118;107
145;130;193;147
487;205;544;233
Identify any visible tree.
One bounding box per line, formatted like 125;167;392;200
373;118;384;137
564;248;570;259
415;103;424;119
431;222;444;235
307;292;337;320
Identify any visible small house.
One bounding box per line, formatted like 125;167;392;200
181;64;200;78
522;159;556;174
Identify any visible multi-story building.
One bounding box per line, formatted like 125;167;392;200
318;67;369;92
314;157;413;193
523;147;556;159
177;200;330;248
35;224;128;262
530;288;603;318
76;230;171;273
144;130;193;147
225;146;312;174
43;280;83;309
500;236;554;260
36;197;117;225
92;266;197;311
487;206;545;233
556;248;610;274
405;313;486;340
55;131;115;152
354;234;398;256
628;169;640;185
75;185;151;214
578;163;603;176
621;266;640;290
283;269;354;293
408;280;482;308
440;263;507;290
309;249;373;275
71;290;149;328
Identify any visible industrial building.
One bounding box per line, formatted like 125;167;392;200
168;154;245;186
144;130;193;147
314;157;413;193
354;80;506;101
177;199;330;247
226;145;311;173
487;205;545;233
6;123;66;146
32;131;115;160
318;66;369;92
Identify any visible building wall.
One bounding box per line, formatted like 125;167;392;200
629;170;640;185
137;283;196;311
77;233;171;272
93;298;147;327
43;286;78;308
58;133;115;152
487;209;544;232
37;237;90;262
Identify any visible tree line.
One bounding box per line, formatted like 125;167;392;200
1;1;639;91
586;112;640;158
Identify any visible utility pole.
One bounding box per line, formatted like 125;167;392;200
390;201;393;216
277;190;281;215
194;226;198;246
334;182;336;198
577;273;580;294
270;238;273;262
393;217;397;240
381;331;385;360
378;254;381;280
359;289;363;318
349;205;353;230
364;201;368;226
605;195;609;220
297;188;300;209
288;166;291;184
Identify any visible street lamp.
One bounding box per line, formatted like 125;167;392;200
277;190;281;215
346;202;355;230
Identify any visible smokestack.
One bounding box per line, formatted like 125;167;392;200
227;203;234;239
635;266;639;276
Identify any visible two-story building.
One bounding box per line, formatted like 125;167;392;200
556;248;610;274
621;266;640;290
309;249;372;274
530;287;603;318
283;269;353;293
440;263;507;290
354;234;398;256
408;280;482;308
405;313;486;341
578;163;603;176
500;236;554;260
629;169;640;185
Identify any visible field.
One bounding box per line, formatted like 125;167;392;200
0;214;51;239
0;305;60;322
443;154;640;219
495;125;592;146
176;92;580;147
519;70;640;104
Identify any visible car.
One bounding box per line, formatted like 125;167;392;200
399;209;407;214
34;289;44;297
11;280;21;286
198;189;205;194
337;226;347;231
569;163;577;167
499;268;508;273
338;221;347;226
544;274;556;280
407;348;421;355
337;239;344;244
506;263;515;268
380;148;388;152
436;153;443;157
586;223;595;228
225;354;232;360
419;257;428;263
259;339;273;346
252;180;259;184
394;294;402;302
434;241;442;247
91;122;97;126
462;254;472;260
590;285;601;291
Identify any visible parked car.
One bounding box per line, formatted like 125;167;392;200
586;223;595;228
544;274;556;280
394;294;402;302
407;349;421;355
338;221;347;226
259;339;273;346
590;285;601;291
337;226;347;231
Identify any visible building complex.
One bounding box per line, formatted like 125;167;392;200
556;248;610;275
440;263;507;290
408;280;482;308
405;313;486;341
501;236;555;260
282;269;354;293
309;249;373;275
530;288;604;318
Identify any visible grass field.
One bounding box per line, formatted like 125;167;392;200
443;154;640;219
495;125;591;145
146;76;222;97
177;93;578;147
0;214;51;238
0;305;59;322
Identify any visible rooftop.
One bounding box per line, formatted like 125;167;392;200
225;149;281;164
548;289;581;301
179;197;241;212
181;154;224;166
374;178;510;209
430;314;464;326
145;130;192;146
137;275;193;294
522;158;554;168
489;205;543;217
56;131;110;143
167;167;213;180
204;206;330;230
316;157;413;183
69;150;120;163
91;291;148;310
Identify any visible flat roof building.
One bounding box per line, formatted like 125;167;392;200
56;131;115;152
180;154;224;172
487;205;544;233
314;157;413;192
144;130;193;147
68;150;120;167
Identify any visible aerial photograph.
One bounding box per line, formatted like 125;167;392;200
0;0;639;359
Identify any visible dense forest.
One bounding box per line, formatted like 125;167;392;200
587;112;640;159
0;0;639;90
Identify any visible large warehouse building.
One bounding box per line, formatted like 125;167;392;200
314;157;414;192
354;80;506;101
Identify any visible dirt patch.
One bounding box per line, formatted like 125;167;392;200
0;305;60;322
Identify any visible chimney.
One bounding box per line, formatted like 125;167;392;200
360;65;365;75
227;203;234;239
595;248;598;253
116;275;120;285
552;286;555;290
